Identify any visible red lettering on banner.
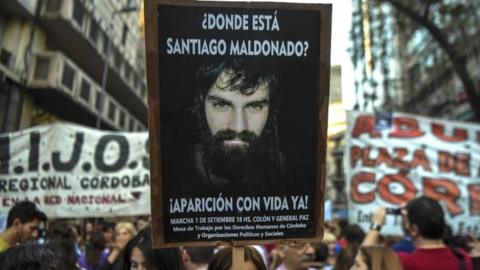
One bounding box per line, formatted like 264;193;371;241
378;173;417;204
350;146;362;168
362;147;375;167
389;117;425;138
432;123;468;142
411;149;431;171
423;178;462;216
438;151;470;176
468;185;480;216
376;148;393;167
352;116;381;138
393;148;409;170
351;172;375;204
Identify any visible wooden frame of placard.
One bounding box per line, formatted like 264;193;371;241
144;0;331;248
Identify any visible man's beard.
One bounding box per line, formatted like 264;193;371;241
202;129;268;185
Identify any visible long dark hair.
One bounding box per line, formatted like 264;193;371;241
47;220;79;270
123;228;185;270
86;230;106;268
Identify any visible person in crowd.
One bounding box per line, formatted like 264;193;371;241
47;220;80;269
122;228;185;270
134;217;149;232
322;232;338;266
302;242;333;270
0;240;59;270
100;222;137;270
333;247;357;270
81;220;95;253
181;246;215;270
208;246;267;270
78;230;109;270
350;246;402;270
363;196;474;270
342;225;365;250
0;201;47;253
101;222;116;250
271;242;315;270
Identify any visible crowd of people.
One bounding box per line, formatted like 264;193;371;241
0;196;479;269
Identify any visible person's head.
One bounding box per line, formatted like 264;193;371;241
350;246;402;270
115;222;137;247
5;201;47;243
86;230;107;268
193;58;283;189
123;228;184;270
342;225;365;249
404;196;445;240
0;240;59;270
83;220;94;241
207;246;266;270
333;247;357;270
100;222;115;246
277;242;315;270
322;232;337;257
46;220;78;270
181;246;215;270
135;216;149;232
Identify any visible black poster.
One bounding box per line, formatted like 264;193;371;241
145;1;331;246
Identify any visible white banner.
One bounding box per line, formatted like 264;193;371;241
0;122;150;218
345;111;480;236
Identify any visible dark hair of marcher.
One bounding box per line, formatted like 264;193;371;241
6;201;47;228
0;240;59;270
312;242;329;262
342;224;366;248
184;246;215;264
123;228;185;270
406;196;445;239
86;230;106;269
333;246;357;270
207;246;266;270
46;220;79;270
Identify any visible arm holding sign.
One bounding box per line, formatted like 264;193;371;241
361;207;387;246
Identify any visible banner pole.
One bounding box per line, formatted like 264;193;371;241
232;246;245;270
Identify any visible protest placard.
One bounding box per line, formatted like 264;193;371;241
0;122;150;218
144;0;331;246
345;111;480;236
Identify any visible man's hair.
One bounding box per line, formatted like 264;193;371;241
192;57;280;137
0;240;59;270
6;201;46;228
406;196;445;239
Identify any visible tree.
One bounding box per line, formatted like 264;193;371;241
350;0;480;121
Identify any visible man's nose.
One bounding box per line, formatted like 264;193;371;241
229;108;247;133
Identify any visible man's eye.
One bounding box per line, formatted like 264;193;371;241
247;103;265;111
212;102;229;111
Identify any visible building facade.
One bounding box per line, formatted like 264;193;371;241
350;0;480;121
0;0;147;132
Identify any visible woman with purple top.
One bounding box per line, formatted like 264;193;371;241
78;230;109;270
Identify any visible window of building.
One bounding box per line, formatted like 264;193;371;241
62;63;75;91
72;0;85;28
89;20;99;44
102;32;109;55
95;90;103;111
113;48;121;69
46;0;62;13
108;100;116;121
129;118;135;131
33;56;50;80
119;110;126;128
80;78;91;102
121;24;128;45
0;48;13;69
